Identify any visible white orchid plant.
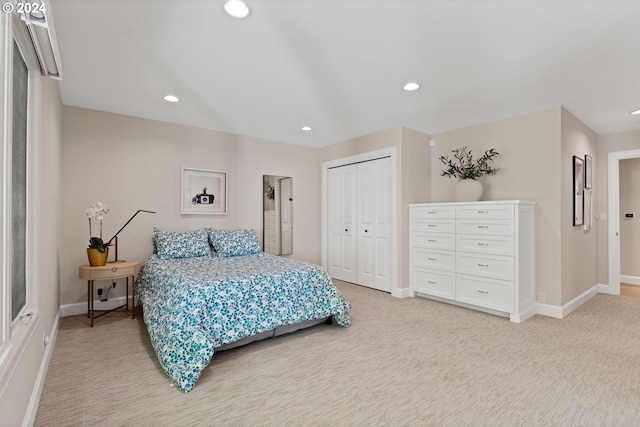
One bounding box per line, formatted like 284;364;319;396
85;202;110;253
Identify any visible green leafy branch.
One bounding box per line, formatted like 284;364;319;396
439;146;500;180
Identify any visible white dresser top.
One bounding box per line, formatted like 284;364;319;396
409;200;536;207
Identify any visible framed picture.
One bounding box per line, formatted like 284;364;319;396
583;189;592;231
181;168;227;215
573;156;584;226
584;154;592;189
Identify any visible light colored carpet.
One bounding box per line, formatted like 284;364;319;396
34;281;640;426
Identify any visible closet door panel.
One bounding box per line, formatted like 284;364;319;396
327;165;357;283
357;157;391;291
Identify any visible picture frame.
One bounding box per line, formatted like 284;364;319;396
181;167;227;215
573;155;584;226
584;154;592;189
583;189;592;231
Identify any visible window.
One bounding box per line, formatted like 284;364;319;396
11;39;28;321
0;9;38;364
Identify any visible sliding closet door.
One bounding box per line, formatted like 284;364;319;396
327;164;357;283
357;157;391;292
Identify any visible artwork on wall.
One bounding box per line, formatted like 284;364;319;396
181;167;227;215
585;154;592;189
573;155;584;226
583;189;592;231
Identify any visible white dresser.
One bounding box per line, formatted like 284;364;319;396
409;200;536;323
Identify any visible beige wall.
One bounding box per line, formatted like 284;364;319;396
560;108;598;303
319;126;431;290
620;158;640;277
60;106;321;308
399;127;431;287
431;107;564;305
0;77;62;426
595;130;640;285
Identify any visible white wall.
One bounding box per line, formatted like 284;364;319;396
60;106;322;308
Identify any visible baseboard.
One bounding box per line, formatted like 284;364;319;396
60;296;128;317
598;283;613;294
392;287;413;298
621;275;640;286
535;285;599;319
23;309;60;427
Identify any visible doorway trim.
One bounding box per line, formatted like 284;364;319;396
321;147;399;296
607;149;640;295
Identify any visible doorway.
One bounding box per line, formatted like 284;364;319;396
607;149;640;295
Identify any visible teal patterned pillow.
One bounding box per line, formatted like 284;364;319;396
154;228;211;259
208;229;261;257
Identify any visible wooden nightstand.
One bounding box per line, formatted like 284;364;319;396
79;260;141;327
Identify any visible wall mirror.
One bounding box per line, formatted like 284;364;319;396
263;175;293;255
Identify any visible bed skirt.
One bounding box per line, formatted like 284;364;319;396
216;316;332;351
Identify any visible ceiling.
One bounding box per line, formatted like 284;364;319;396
51;0;640;148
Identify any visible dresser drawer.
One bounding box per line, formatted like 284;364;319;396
456;234;514;256
456;204;514;219
412;248;455;272
412;232;455;251
412;218;455;234
456;219;514;236
79;263;138;280
411;268;455;299
456;274;514;313
411;205;455;219
456;252;514;281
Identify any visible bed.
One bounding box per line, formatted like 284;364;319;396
135;228;352;392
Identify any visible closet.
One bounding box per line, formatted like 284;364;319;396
327;156;391;292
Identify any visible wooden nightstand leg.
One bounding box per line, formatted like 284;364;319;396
87;280;90;319
89;280;94;327
131;276;135;319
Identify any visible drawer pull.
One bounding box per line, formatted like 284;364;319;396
477;263;489;268
428;224;437;228
477;289;489;294
428;258;438;261
427;211;438;215
111;267;118;272
428;239;437;243
477;225;489;229
477;210;488;214
428;281;438;285
477;243;488;247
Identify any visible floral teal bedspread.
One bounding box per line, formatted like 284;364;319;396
135;253;351;392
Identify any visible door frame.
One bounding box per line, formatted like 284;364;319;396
608;149;640;295
321;147;398;296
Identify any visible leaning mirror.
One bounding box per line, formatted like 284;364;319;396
263;175;293;255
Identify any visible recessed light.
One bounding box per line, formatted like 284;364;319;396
301;126;312;132
630;109;640;115
163;95;179;103
403;82;420;91
224;0;250;18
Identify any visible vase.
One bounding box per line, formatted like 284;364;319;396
87;248;109;266
454;179;483;202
